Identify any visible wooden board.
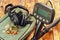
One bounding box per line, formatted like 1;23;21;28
0;0;60;40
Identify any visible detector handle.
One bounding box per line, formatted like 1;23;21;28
39;18;60;38
46;0;53;8
31;21;43;40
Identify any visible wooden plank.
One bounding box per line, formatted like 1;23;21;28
0;0;60;40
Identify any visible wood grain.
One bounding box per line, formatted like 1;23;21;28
0;0;60;40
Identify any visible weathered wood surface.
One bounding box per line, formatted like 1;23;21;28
0;0;60;40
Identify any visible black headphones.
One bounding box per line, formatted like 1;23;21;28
5;4;32;26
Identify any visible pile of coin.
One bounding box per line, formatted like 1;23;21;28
3;24;18;35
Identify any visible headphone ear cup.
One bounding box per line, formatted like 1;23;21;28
10;15;19;25
20;14;25;25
